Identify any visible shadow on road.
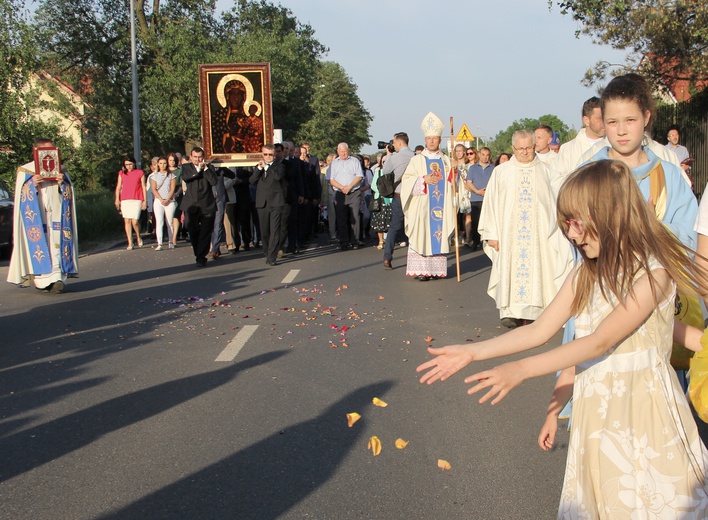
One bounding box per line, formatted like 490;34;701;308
98;380;394;520
0;351;289;483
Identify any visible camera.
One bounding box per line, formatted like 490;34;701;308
377;140;395;153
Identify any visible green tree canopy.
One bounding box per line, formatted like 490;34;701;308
0;0;66;186
26;0;370;189
295;61;372;158
488;115;574;159
550;1;708;90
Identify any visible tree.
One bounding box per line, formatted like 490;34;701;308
487;115;573;158
550;1;708;89
0;0;65;186
295;62;372;158
28;0;370;189
218;0;328;138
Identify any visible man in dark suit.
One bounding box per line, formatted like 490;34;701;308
250;144;285;266
180;147;217;267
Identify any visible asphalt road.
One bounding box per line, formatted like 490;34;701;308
0;234;571;519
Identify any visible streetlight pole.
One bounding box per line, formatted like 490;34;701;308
130;0;142;168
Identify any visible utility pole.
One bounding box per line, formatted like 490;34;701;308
130;0;142;168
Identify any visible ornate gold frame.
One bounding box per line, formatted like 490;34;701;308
198;63;273;167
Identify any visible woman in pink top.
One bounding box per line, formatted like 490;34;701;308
114;156;147;250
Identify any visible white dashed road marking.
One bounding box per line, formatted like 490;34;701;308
215;325;259;362
281;269;300;285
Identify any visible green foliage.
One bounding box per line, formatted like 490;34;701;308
0;0;66;180
550;1;708;89
295;62;372;158
75;190;124;249
219;0;328;138
27;0;361;191
487;115;573;158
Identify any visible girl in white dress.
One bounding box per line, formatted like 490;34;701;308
417;159;708;518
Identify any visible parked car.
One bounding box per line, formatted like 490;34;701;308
0;177;13;257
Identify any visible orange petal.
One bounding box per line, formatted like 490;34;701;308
378;296;385;300
372;397;388;407
395;438;409;449
425;336;433;342
437;459;452;470
347;412;361;427
342;285;348;289
368;435;382;456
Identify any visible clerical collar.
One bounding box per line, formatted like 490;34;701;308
422;149;442;158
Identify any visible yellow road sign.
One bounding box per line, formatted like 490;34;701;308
455;124;474;141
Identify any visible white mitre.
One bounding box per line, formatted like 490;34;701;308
421;112;444;137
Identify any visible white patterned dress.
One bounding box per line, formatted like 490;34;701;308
559;260;708;519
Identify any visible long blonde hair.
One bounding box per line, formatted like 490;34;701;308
557;160;707;314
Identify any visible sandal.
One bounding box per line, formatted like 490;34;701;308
376;242;384;250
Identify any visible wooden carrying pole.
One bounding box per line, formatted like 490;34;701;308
450;116;461;282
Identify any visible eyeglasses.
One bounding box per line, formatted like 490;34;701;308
513;146;534;153
565;218;586;235
262;153;274;156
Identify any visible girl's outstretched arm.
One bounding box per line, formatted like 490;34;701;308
416;267;576;384
465;268;673;405
538;367;575;451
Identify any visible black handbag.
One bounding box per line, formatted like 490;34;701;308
368;197;382;212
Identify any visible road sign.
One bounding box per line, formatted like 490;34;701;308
455;124;474;141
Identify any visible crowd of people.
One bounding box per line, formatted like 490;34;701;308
8;70;708;518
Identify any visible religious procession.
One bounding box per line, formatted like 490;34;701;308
4;1;708;516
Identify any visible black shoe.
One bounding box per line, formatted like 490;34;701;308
196;258;207;267
48;281;65;294
340;244;349;251
266;260;278;266
417;275;431;281
500;317;520;328
228;248;239;254
472;241;482;251
351;243;360;250
244;245;250;251
383;259;392;270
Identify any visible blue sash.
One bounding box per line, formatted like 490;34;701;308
425;157;446;255
19;173;77;275
60;176;78;274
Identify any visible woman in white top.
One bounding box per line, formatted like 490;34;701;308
150;157;177;250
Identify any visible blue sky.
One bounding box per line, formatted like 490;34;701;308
216;0;627;153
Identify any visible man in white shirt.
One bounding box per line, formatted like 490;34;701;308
533;124;557;164
549;97;605;195
665;127;690;173
329;143;364;250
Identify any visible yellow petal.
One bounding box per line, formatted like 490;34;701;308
437;459;451;470
346;412;361;428
395;438;409;449
372;397;388;407
368;435;382;456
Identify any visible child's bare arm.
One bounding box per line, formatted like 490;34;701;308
538;367;575;451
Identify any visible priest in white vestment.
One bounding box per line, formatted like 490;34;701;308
479;129;569;328
7;139;79;293
400;112;456;280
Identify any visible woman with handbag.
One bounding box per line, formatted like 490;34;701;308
370;154;393;249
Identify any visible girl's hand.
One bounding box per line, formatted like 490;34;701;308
464;362;525;405
141;201;147;210
416;345;475;384
538;414;558;451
